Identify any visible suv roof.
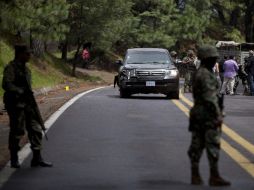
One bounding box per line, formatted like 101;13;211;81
127;48;169;53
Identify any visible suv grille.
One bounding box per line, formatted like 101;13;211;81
136;70;165;77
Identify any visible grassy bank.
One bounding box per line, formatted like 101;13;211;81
0;39;101;99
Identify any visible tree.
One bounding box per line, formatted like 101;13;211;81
125;0;213;51
62;0;133;76
244;0;254;42
130;0;178;48
174;0;212;49
0;0;70;56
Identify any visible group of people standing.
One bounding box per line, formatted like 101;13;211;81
171;49;199;93
171;49;254;96
218;51;254;96
170;46;254;187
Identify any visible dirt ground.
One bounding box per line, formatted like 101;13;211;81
0;68;116;169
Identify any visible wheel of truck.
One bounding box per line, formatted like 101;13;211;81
166;91;179;99
120;88;130;98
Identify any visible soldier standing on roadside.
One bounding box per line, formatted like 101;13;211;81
182;50;198;93
218;55;227;84
188;45;231;186
246;50;254;96
170;51;183;76
2;45;53;168
233;57;249;95
170;51;178;66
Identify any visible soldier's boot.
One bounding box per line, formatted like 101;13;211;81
191;165;203;185
243;85;249;95
184;86;188;93
209;168;231;186
10;150;20;168
31;150;53;167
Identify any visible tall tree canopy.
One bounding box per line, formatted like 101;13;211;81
1;0;254;59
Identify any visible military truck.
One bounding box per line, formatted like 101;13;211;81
216;41;254;64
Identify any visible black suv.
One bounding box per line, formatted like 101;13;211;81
117;48;179;99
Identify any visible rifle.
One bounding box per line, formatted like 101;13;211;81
27;91;48;141
24;77;48;141
217;93;225;116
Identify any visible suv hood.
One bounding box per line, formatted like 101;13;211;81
124;63;176;70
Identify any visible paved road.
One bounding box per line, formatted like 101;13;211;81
0;87;253;190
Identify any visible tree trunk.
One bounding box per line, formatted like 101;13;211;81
33;39;45;57
44;41;48;52
212;3;226;25
245;1;254;42
61;40;68;60
72;39;82;77
229;7;240;27
72;60;77;77
30;31;44;57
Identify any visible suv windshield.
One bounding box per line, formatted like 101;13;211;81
125;51;171;65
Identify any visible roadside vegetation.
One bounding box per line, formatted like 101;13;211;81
0;0;254;97
0;37;102;99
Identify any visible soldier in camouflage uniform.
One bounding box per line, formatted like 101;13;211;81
182;50;198;93
2;45;52;168
170;51;178;65
233;58;249;95
187;45;230;186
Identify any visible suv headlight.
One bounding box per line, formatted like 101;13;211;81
122;69;136;80
164;69;178;79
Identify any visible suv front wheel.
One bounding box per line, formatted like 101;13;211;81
120;88;131;98
166;91;179;99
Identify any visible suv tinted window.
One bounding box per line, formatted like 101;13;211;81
125;51;172;65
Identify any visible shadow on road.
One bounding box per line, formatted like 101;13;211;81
226;109;254;117
139;179;189;189
107;94;168;100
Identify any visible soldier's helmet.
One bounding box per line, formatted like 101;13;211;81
14;44;33;55
187;49;194;56
170;51;177;57
197;45;219;60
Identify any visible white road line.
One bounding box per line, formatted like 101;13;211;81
0;86;108;188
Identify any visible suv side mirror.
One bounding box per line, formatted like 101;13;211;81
115;60;123;65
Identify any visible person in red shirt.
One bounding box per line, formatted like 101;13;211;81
81;42;91;68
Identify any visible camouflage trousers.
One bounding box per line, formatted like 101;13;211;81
233;75;249;95
188;128;221;169
5;105;42;151
184;71;194;92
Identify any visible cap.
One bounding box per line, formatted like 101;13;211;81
170;51;177;56
187;50;194;55
14;44;33;55
83;42;92;49
197;45;219;60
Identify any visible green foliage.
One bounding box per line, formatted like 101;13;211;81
0;39;101;98
1;0;251;66
119;0;213;49
66;0;133;51
131;0;178;48
208;0;252;42
0;40;14;67
175;0;212;43
0;40;14;97
225;29;245;42
0;0;70;41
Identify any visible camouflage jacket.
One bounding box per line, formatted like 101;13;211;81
189;66;222;131
182;56;197;71
2;60;32;107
